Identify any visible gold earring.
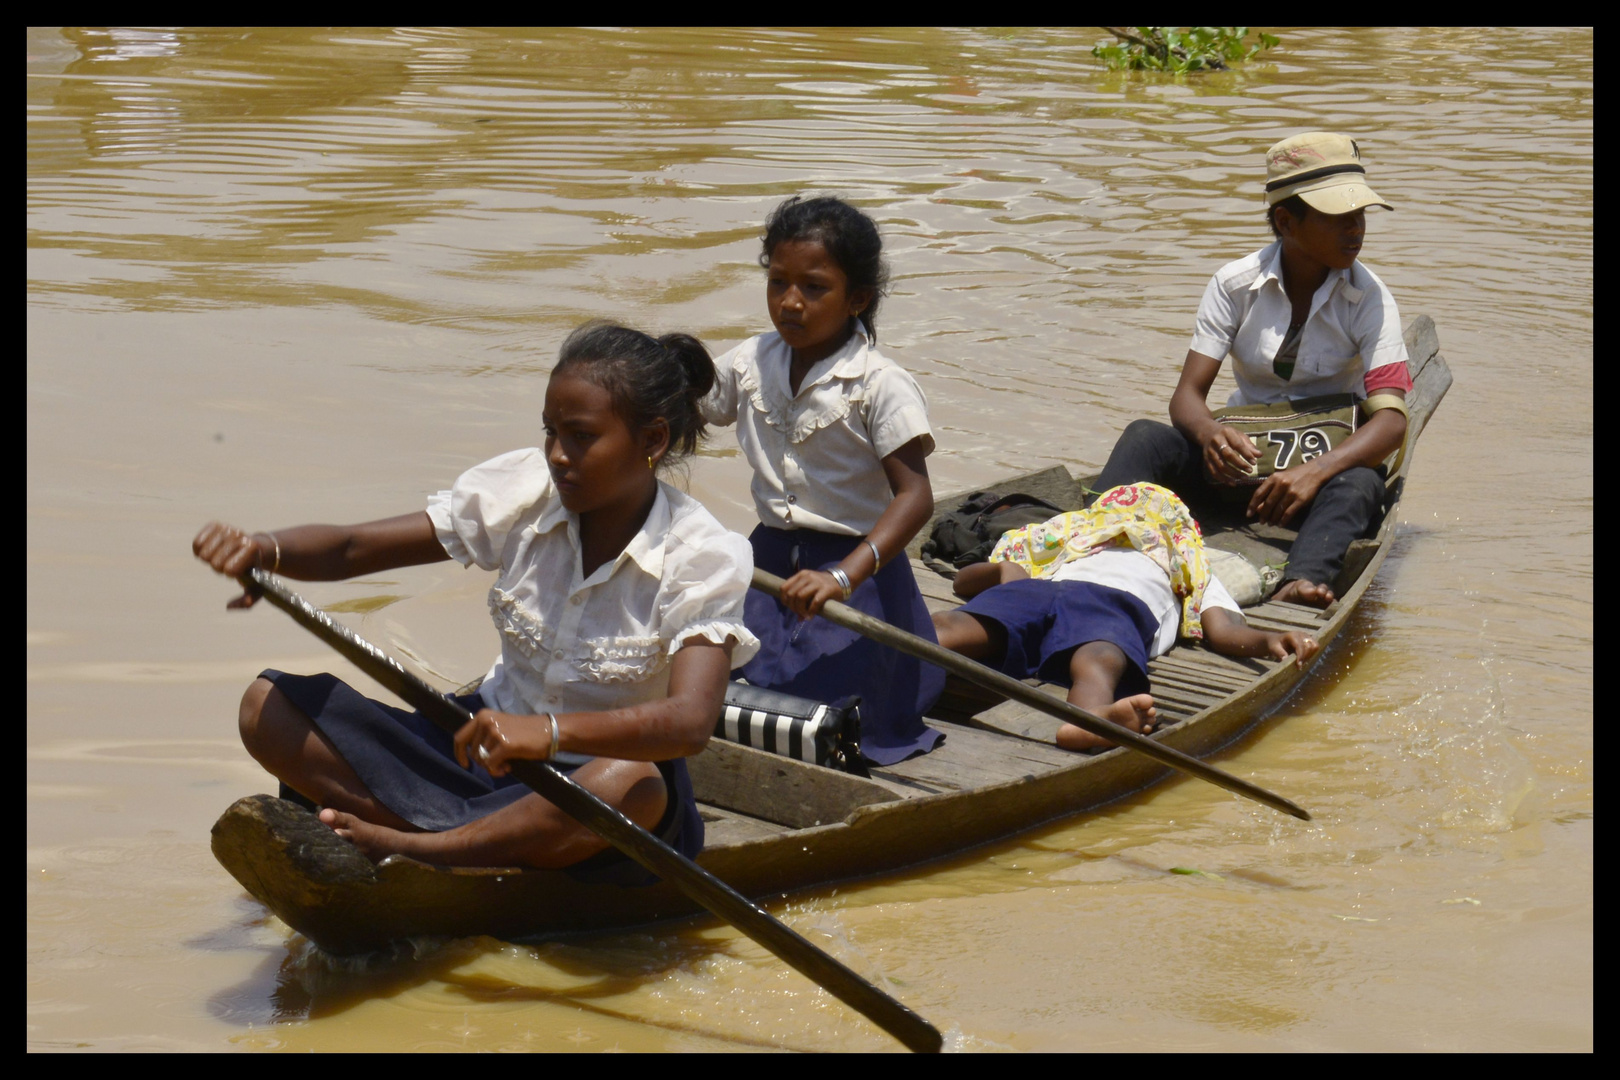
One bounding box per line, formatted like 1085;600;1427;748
647;456;655;470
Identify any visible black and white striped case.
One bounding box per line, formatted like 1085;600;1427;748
714;682;866;775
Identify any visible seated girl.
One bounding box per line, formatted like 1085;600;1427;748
702;195;943;764
932;483;1320;752
1093;131;1411;608
192;323;758;877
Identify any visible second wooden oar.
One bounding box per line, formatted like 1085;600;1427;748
752;567;1311;822
246;568;943;1054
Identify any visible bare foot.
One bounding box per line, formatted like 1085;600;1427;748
319;808;413;863
1273;579;1335;608
1055;693;1157;752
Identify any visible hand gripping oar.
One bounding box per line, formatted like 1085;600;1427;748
752;568;1310;822
244;568;943;1054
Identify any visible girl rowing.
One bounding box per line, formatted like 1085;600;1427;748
701;195;945;764
192;323;757;877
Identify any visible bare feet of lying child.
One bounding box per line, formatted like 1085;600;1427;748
1055;692;1157;752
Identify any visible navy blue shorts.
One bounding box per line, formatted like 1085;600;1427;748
955;579;1157;698
260;669;702;885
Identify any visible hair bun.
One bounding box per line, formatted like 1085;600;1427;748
659;332;716;400
553;322;715;468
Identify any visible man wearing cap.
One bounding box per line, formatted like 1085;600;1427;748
1093;131;1412;608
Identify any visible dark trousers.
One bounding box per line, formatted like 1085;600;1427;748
1093;419;1385;589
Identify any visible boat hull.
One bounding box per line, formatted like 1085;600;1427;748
211;317;1451;954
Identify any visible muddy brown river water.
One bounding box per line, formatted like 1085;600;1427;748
27;27;1590;1051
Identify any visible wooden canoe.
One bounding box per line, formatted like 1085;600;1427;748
211;317;1452;956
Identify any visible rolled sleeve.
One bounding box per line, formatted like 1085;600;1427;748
1190;273;1241;360
658;527;760;668
426;448;551;571
425;489;472;565
865;367;935;460
1363;361;1413;395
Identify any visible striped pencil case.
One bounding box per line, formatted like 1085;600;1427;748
715;682;867;775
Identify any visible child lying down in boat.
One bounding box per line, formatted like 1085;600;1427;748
931;482;1321;752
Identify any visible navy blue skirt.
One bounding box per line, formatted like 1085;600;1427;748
740;525;944;765
955;579;1157;699
261;669;703;885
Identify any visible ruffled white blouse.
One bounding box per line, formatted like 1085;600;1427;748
426;449;760;718
702;326;934;535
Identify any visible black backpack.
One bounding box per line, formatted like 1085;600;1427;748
920;491;1064;569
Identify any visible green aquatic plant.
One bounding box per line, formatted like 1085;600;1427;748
1092;27;1279;74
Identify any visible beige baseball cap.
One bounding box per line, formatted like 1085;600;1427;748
1264;132;1392;214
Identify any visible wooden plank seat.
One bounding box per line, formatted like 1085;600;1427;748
697;802;791;846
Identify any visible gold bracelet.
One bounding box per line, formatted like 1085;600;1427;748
254;531;281;574
1361;393;1410;419
1360;395;1409;477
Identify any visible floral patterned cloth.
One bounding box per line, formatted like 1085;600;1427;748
988;482;1214;640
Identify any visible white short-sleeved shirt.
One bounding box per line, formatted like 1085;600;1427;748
1190;242;1410;407
426;449;760;718
1050;548;1241;659
702;326;934;535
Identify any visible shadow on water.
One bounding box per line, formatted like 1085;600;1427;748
198;922;803;1048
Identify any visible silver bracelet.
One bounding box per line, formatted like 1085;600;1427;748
546;712;560;761
828;567;853;600
865;539;883;571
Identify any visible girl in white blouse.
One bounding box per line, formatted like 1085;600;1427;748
193;323;758;877
702;196;944;765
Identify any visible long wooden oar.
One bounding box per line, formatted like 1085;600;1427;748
245;568;942;1054
752;568;1310;822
